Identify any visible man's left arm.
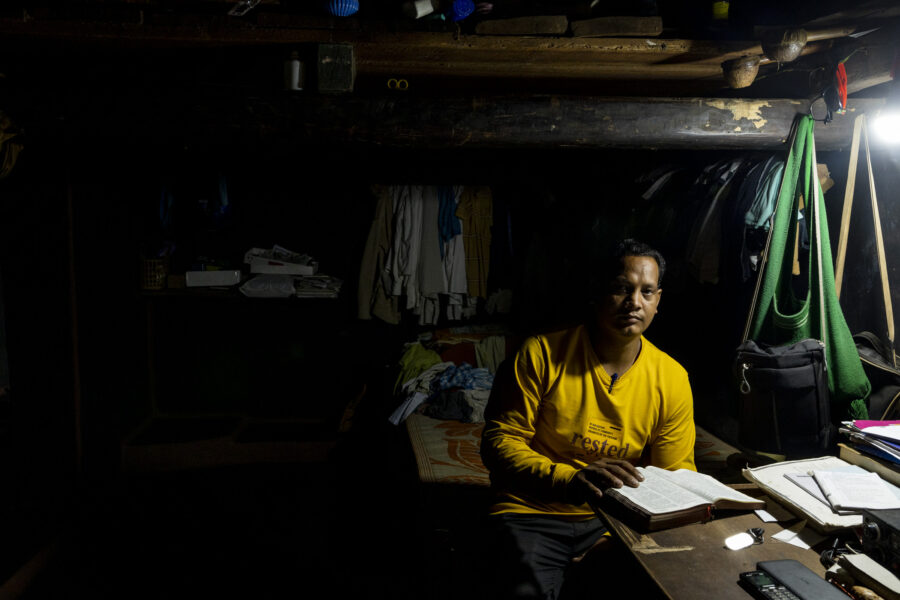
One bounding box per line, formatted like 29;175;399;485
649;369;697;471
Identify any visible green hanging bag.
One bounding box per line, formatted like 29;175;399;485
735;115;870;457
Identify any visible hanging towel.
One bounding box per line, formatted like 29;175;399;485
438;185;462;258
444;185;469;321
456;186;493;299
358;185;401;323
384;185;424;311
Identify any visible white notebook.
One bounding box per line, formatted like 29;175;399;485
812;470;900;511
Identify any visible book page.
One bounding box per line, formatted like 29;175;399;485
812;470;900;511
657;467;760;505
783;473;857;515
784;473;829;506
607;466;708;515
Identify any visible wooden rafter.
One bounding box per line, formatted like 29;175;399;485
181;95;887;150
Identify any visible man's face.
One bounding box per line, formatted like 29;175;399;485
593;255;662;340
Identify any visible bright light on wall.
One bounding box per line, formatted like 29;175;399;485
871;75;900;145
872;110;900;145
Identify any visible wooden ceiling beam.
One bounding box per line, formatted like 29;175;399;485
353;39;835;82
224;95;887;150
842;29;900;94
0;15;839;89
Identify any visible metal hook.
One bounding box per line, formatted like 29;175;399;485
808;96;833;124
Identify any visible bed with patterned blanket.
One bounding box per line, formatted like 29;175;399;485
405;413;742;487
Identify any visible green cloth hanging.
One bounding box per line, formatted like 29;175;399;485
747;115;870;420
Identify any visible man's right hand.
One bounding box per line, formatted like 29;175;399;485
569;458;643;504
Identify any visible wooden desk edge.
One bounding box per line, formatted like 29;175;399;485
594;489;832;600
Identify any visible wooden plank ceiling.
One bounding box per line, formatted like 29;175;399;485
0;0;897;149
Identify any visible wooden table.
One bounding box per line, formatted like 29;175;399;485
597;503;833;600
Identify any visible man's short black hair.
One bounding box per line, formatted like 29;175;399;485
611;238;666;287
588;239;666;301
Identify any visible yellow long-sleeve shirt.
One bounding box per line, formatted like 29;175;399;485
481;325;696;517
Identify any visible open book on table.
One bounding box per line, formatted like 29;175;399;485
594;465;765;532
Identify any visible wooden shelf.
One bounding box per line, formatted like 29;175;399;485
121;415;337;472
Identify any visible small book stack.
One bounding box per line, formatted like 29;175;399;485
838;420;900;487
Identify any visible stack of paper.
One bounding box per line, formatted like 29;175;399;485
238;274;343;299
743;456;900;533
839;420;900;466
809;469;900;512
244;245;319;276
293;275;342;299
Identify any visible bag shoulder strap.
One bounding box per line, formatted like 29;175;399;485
834;114;863;298
863;118;895;353
741;117;803;342
810;126;828;345
834;114;895;359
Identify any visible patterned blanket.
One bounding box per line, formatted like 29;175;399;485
406;414;741;486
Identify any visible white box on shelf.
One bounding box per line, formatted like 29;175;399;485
185;270;242;287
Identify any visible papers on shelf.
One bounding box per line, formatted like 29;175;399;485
240;274;296;298
293;275;343;298
244;245;318;276
839;420;900;464
239;245;340;298
857;422;900;443
239;274;343;298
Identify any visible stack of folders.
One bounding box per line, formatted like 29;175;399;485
838;420;900;487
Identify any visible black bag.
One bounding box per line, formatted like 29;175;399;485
734;339;834;458
854;332;900;419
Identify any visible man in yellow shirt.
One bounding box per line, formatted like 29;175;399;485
480;238;696;599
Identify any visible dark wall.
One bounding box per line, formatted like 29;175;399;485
822;145;900;343
0;139;80;578
2;41;900;500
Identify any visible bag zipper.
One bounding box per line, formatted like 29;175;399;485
881;390;900;420
739;363;751;394
859;354;900;377
738;339;826;395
